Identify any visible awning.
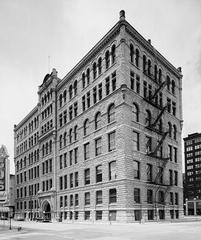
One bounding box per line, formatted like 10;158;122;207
0;207;10;212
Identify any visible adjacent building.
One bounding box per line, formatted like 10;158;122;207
184;132;201;215
14;11;183;222
0;145;15;219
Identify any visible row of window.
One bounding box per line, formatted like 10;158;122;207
41;104;53;121
16;149;39;172
41;88;53;107
17;183;40;199
41;119;53;135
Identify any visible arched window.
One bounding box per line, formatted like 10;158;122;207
172;80;175;95
145;110;152;126
98;57;102;75
69;128;73;144
93;62;97;79
74;80;77;96
59;94;62;108
143;55;147;72
133;103;139;122
158;69;162;83
130;44;134;63
108;104;115;123
148;59;151;76
105;50;110;69
82;72;85;89
69;85;73;100
166;76;170;91
135;48;139;67
154;65;158;80
168;122;172;138
173;124;177;140
86;68;90;85
95;112;101;130
59;135;62;149
74;125;78;141
63;132;67;146
111;44;116;64
83;119;89;136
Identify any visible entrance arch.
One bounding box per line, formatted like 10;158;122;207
42;200;51;221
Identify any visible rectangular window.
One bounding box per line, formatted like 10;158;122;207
147;210;154;220
136;75;140;94
98;83;102;100
173;147;177;163
60;196;63;208
84;211;90;220
147;164;152;182
175;192;179;205
109;210;116;221
108;131;116;151
168;145;172;161
158;167;163;184
95;137;102;156
134;188;141;203
105;77;110;95
170;192;174;205
145;136;152;153
59;176;63;190
109;161;117;180
169;169;173;186
64;153;67;168
69;150;73;165
130;71;134;90
64;175;67;189
96;190;103;205
87;91;90;108
167;98;171;113
143;81;147;98
74;102;78;117
96;165;102;183
85;192;90;205
134;210;142;221
174;171;178;186
75;194;79;206
59;155;63;169
96;211;102;220
93;86;97;104
109;188;117;203
64;195;67;207
70;173;73;188
133;160;140;179
158;191;164;203
75;172;79;187
84;168;90;185
133;131;139;151
84;142;90;160
147;189;153;204
172;101;176;116
70;195;73;206
82;96;86;112
112;71;116;91
69;105;73;120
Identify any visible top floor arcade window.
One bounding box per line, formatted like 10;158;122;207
108;104;115;123
105;50;110;69
130;44;134;63
111;44;116;64
135;49;139;67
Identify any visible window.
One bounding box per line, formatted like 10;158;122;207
134;188;141;203
86;68;90;85
98;57;102;75
98;83;102;100
133;103;139;122
59;176;63;190
168;145;172;161
63;132;67;146
111;44;116;64
147;189;153;204
166;76;170;91
60;196;63;208
112;71;116;91
95;112;101;130
143;81;147;98
130;71;134;90
84;211;90;220
133;160;140;179
74;147;78;164
158;191;164;203
96;190;102;205
108;103;115;123
136;75;140;94
73;80;77;96
130;44;134;63
145;136;152;153
75;194;79;206
75;172;78;187
96;211;102;220
109;188;117;203
83;119;89;136
135;49;139;67
84;168;90;185
167;98;171;113
82;72;85;89
93;62;97;79
70;195;73;206
93;86;97;104
69;105;73;120
173;125;177;140
172;80;175;95
145;110;151;126
168;122;172;138
87;91;90;108
105;50;110;69
70;173;73;188
175;192;179;205
133;131;139;151
108;131;115;151
173;147;177;163
69;85;73;100
74;125;78;141
74;102;78;117
143;55;147;72
109;161;117;180
109;210;117;221
64;175;67;189
147;59;151;75
170;192;174;205
147;164;152;182
96;165;102;183
95;138;102;156
84;142;90;160
85;192;90;205
69;128;73;144
148;210;154;220
174;171;178;186
105;77;110;95
134;210;142;221
169;169;173;185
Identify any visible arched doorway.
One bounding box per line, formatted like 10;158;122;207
42;201;51;221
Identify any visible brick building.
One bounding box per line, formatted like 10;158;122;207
14;11;183;222
184;133;201;215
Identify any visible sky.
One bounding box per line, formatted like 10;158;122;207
0;0;200;174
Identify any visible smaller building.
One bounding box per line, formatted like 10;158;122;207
0;145;15;219
184;133;201;215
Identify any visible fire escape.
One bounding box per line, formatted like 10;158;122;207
144;76;172;208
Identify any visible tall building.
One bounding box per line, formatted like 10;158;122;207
0;145;15;218
184;133;201;215
14;11;183;222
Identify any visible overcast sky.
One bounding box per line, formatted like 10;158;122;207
0;0;200;174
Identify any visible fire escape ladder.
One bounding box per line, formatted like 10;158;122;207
149;105;167;129
151;80;167;101
149;131;168;157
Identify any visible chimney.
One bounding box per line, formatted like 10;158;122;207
52;68;57;77
119;10;125;21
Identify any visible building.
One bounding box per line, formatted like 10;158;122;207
14;11;183;222
0;145;15;219
184;133;201;215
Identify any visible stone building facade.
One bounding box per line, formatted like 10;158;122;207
14;11;183;222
